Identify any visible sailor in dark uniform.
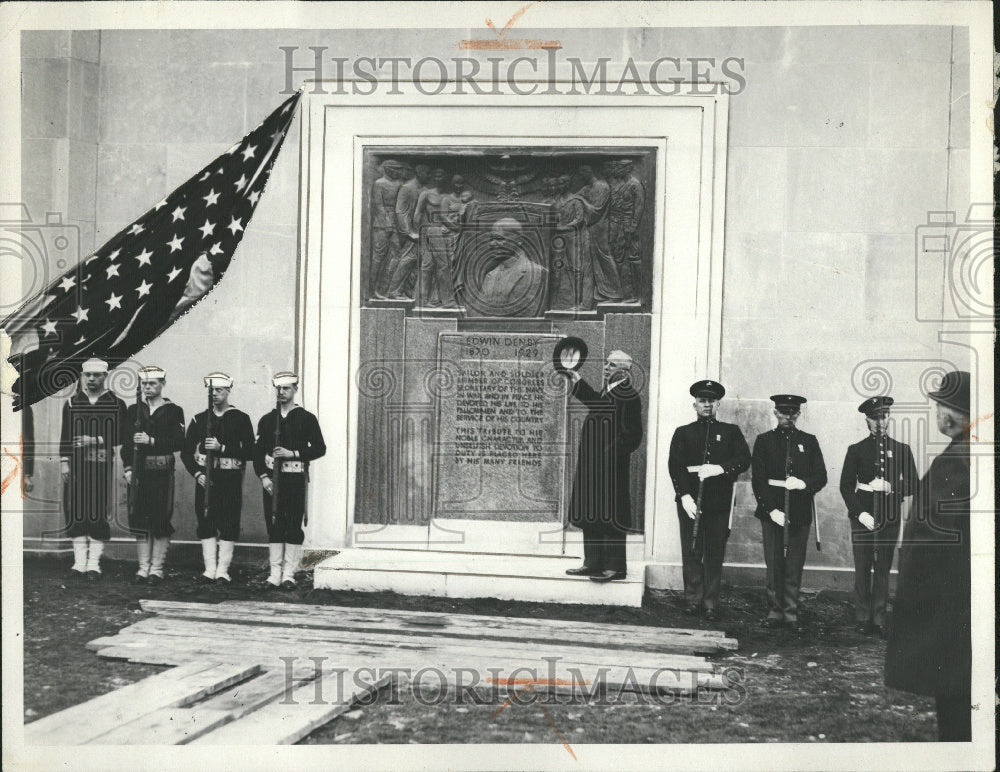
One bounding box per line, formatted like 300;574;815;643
59;358;127;580
254;372;327;589
667;380;751;620
121;365;186;585
181;372;255;583
839;396;917;635
751;394;827;629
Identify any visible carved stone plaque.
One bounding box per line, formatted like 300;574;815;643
434;332;566;521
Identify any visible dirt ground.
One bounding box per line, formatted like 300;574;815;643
20;554;938;744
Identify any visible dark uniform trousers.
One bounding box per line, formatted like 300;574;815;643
263;476;307;544
194;471;243;542
760;518;811;621
850;522;898;626
677;506;729;609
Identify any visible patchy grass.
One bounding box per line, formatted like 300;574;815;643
21;554;936;743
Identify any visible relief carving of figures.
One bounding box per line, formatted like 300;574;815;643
386;164;430;299
577;164;621;303
606;159;645;304
415;168;459;308
550;174;595;311
369;160;405;299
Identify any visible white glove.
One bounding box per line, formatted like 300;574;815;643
869;477;892;494
681;494;697;519
698;463;725;480
559;348;581;371
858;513;875;531
785;476;807;491
124;469;133;485
769;509;786;527
60;459;70;483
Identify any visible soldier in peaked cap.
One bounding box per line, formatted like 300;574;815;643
839;396;917;635
886;371;972;741
667;380;751;620
181;372;255;584
254;372;327;589
121;366;186;585
60;358;127;580
750;394;827;629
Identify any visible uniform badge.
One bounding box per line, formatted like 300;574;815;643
887;450;893;458
716;434;721;441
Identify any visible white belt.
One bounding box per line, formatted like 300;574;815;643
686;465;701;473
768;479;787;487
194;451;243;470
265;455;305;473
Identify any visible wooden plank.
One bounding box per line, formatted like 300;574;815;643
87;669;320;745
190;670;393;745
24;662;261;745
139;600;737;654
98;616;716;673
90;636;726;695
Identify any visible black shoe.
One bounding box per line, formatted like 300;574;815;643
763;617;783;629
856;621;874;635
704;608;718;622
281;579;297;590
199;574;216;584
134;574;148;585
147;574;163;586
86;571;100;582
589;570;626;583
872;624;885;638
683;604;701;616
565;566;601;576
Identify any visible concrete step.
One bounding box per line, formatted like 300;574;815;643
313;549;645;607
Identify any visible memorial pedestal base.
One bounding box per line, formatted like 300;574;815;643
366;297;415;309
413;305;465;319
544;309;601;321
596;301;643;314
313;547;645;607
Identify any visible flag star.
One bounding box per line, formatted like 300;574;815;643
40;319;58;337
198;219;216;238
167;265;183;282
167;235;184;253
129;223;145;235
247;189;261;205
109;249;121;261
75;335;86;346
135;248;153;267
45;350;58;362
106;263;120;278
153;199;168;210
234;174;248;192
199;171;211;181
281;101;293;114
241;144;257;161
137;280;153;298
171;206;187;222
203;188;220;207
105;292;123;310
59;275;76;292
71;305;88;324
227;216;244;235
270;130;283;143
209;242;224;256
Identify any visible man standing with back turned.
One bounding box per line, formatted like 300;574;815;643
668;380;750;620
885;371;972;742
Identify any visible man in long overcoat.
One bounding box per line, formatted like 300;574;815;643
562;349;643;582
885;371;972;741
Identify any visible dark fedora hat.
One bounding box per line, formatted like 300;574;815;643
552;336;588;373
927;370;970;414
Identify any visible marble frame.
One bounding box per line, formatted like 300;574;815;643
296;81;729;590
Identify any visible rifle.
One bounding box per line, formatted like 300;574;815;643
872;425;886;566
203;385;214;520
271;396;282;516
128;382;145;519
689;420;712;551
783;431;793;558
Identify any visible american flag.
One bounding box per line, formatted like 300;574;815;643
2;92;301;410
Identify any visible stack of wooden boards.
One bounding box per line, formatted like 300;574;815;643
27;600;739;745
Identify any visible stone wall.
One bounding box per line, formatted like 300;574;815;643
18;26;970;575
